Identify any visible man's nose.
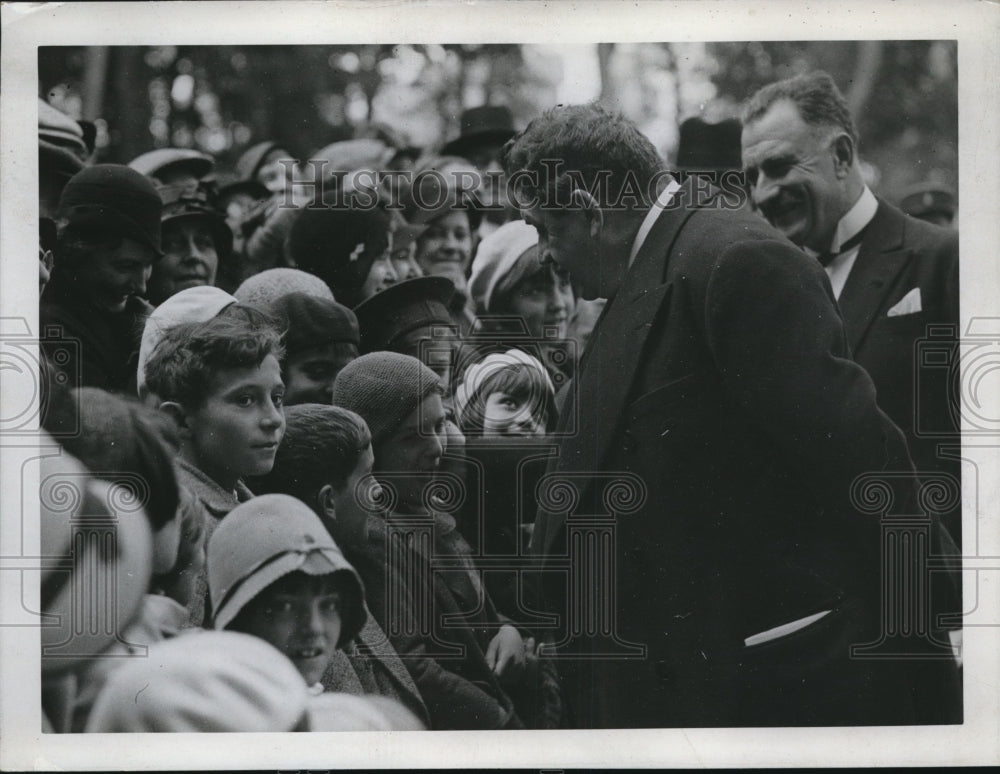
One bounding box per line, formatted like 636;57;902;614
751;173;780;208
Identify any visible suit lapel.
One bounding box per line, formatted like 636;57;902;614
540;179;702;554
837;201;912;353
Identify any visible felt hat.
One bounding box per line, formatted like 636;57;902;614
440;105;516;158
899;182;956;222
285;202;393;307
38;99;88;181
401;164;481;227
157;181;234;260
676;116;743;171
333;351;442;444
58;164;164;255
235;140;286;182
129;147;215;183
309;138;396;179
468;218;539;314
207;493;366;645
353;276;456;354
84;630;310;732
234;267;336;309
137;285;238;398
270;291;360;355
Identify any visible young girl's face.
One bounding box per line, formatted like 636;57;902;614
237;573;344;687
482;390;546;437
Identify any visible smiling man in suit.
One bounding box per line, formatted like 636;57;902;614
502;103;960;728
741;71;961;543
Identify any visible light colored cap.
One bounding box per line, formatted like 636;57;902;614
85;630;309;732
136;286;237;398
468;219;538;313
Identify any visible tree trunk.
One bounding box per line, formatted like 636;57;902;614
597;43;615;106
847;41;884;120
80;46;109;122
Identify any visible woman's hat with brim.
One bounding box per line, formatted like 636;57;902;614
58;164;165;256
440;105;516;158
157;181;234;261
207;494;366;647
129;147;215;183
353;276;456;354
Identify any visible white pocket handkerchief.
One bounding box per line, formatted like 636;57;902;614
886;287;922;317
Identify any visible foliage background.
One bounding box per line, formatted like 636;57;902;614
39;42;957;200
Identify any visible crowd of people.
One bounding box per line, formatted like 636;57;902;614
37;69;961;733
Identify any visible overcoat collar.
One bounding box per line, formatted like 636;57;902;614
544;177;704;549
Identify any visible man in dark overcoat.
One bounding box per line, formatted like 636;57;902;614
503;103;960;728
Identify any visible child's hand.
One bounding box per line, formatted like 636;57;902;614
485;624;526;685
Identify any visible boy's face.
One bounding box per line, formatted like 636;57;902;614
185;354;286;489
332;444;378;534
284;345;357;406
482;390;546;437
373;392;447;512
236;572;344;687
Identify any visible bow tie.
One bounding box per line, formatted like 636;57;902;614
816;227;868;267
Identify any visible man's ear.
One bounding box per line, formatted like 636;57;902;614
570;188;605;240
831;132;855;178
159;401;192;439
317;484;337;523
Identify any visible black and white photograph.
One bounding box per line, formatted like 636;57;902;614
1;0;998;769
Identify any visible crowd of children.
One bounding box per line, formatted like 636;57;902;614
38;100;591;732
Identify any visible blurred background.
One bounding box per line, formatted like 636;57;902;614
39;41;957;199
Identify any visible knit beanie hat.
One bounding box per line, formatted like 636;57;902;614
332;352;442;445
270;292;360;357
137;285;237;399
234;267;335;308
286;202;393;307
207;494;366;646
84;630;310;732
58;164;164;255
468;218;540;314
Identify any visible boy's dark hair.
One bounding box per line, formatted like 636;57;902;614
143;303;285;409
501;103;666;210
742;70;858;146
458;361;557;437
249;404;371;511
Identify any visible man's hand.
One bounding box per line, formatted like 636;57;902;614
485;624;526;686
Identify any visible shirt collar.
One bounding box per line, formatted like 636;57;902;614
806;185;878;258
628;177;681;267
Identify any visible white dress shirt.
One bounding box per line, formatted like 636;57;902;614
806;186;879;299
